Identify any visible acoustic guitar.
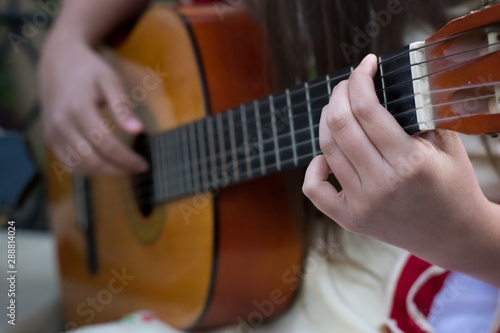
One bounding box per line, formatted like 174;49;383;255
47;2;500;331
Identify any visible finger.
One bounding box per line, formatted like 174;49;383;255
52;127;127;176
318;105;360;189
303;155;347;223
324;80;384;176
70;104;148;174
348;54;413;159
97;71;143;134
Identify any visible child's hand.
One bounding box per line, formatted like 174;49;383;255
39;39;148;175
302;54;493;271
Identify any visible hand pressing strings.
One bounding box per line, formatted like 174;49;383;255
303;54;498;283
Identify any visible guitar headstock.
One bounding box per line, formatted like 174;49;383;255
412;3;500;135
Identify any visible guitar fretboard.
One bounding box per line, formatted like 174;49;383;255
150;45;417;204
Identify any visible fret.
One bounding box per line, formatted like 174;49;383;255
216;113;228;186
240;104;252;178
151;135;160;202
228;108;240;182
254;100;266;176
206;116;217;188
160;132;169;200
257;98;278;174
166;132;178;198
269;95;281;171
274;94;294;168
196;120;208;191
326;74;332;96
286;89;298;166
378;45;418;134
304;82;317;157
188;122;200;192
181;126;192;195
174;129;185;197
378;56;388;108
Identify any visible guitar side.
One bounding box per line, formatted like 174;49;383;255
48;4;305;330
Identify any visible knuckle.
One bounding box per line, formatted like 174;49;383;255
351;99;375;122
319;138;335;155
302;181;315;198
81;156;100;174
332;80;348;94
326;107;350;133
50;111;68;129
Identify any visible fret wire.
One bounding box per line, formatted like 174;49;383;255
326;74;332;96
197;120;208;191
158;122;324;200
305;82;317;157
160;132;169;201
174;106;322;174
269;95;281;171
286;88;298;166
151;135;160;202
378;56;388;108
166;131;178;199
208;71;401;143
167;131;176;199
189;122;200;192
254;100;266;176
240;104;252;178
228;108;239;182
174;129;185;197
181;126;192;196
216;113;228;186
182;107;323;174
219;133;321;190
173;131;183;198
206;116;217;188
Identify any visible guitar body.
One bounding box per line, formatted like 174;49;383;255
48;4;305;331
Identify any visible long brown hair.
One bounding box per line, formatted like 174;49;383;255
246;0;455;89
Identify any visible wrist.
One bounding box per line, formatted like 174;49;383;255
442;199;500;287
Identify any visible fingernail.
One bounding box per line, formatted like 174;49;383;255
362;53;376;64
125;118;143;132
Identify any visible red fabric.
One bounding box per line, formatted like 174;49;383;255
389;256;449;333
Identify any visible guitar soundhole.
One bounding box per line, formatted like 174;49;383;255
131;134;153;217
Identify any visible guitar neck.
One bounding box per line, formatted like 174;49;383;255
151;45;417;204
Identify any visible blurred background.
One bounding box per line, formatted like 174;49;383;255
0;0;51;230
0;2;61;333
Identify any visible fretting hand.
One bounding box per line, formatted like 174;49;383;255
303;54;500;287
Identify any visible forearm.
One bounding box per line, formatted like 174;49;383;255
47;0;150;46
450;200;500;287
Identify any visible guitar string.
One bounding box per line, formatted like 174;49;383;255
79;31;500;203
376;40;500;91
86;40;500;203
162;60;500;154
374;26;486;67
80;92;498;207
181;43;500;143
87;42;500;202
221;34;500;113
155;93;498;199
